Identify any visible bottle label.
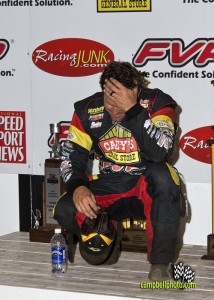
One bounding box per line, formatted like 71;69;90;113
51;246;66;264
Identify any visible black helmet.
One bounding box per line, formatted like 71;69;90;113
79;210;116;265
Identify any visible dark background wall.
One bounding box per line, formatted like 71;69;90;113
19;175;44;231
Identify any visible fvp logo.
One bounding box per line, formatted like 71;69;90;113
133;38;214;68
0;39;10;60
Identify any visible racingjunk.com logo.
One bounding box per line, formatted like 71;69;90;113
0;39;10;60
133;38;214;68
32;38;115;77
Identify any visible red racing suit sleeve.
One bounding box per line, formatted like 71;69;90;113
60;112;93;195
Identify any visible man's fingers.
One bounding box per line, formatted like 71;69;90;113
77;201;95;219
109;78;123;89
90;193;97;205
103;85;114;98
105;78;122;89
104;79;120;93
83;202;98;219
78;194;99;219
73;186;100;219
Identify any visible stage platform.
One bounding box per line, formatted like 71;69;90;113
0;232;213;300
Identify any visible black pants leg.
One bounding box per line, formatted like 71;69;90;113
143;162;181;264
53;193;81;237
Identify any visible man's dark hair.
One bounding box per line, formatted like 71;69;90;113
99;61;143;90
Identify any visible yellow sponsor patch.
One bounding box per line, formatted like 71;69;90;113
97;0;151;12
151;115;175;134
105;151;139;163
88;106;104;115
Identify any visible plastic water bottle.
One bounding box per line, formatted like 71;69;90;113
51;228;67;274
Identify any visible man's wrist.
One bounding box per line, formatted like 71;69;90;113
65;179;88;195
73;185;88;195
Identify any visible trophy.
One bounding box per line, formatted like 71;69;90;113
121;218;147;253
43;123;64;228
29;123;64;243
49;123;63;159
31;209;42;229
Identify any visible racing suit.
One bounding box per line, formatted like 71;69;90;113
54;87;181;264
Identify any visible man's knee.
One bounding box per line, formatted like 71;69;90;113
145;162;180;188
53;193;79;232
53;193;70;219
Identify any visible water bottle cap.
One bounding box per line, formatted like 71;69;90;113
54;228;61;234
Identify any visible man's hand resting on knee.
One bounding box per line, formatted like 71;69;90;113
73;186;100;219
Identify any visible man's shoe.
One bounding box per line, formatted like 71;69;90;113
148;263;172;281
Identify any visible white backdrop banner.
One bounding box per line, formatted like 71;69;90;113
0;0;214;184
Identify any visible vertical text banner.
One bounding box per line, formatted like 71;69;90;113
0;111;26;164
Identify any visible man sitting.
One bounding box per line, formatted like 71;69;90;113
53;61;181;281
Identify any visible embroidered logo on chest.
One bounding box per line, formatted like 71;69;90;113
98;123;140;164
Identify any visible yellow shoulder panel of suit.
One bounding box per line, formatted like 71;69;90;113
68;125;93;151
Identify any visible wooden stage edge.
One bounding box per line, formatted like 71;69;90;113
0;232;214;300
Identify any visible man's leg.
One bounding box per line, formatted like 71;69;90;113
53;192;80;236
142;162;181;280
53;192;81;263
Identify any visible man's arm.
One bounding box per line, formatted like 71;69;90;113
104;79;176;162
60;111;99;219
126;94;176;162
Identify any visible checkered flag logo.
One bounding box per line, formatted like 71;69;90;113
173;262;195;283
183;265;195;283
174;262;184;280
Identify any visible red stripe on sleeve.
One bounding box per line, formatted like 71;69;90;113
71;112;87;133
151;107;175;122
